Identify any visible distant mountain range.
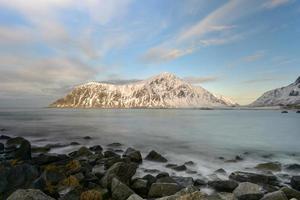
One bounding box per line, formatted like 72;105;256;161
50;72;238;108
250;76;300;107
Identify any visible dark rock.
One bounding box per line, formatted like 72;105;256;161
83;136;92;140
123;147;142;163
45;143;68;149
0;143;4;151
92;164;106;179
156;176;177;184
0;135;10;139
235;155;244;161
291;176;300;191
100;162;138;188
69;146;93;157
142;174;156;187
260;191;288;200
255;162;282;172
104;150;120;158
70;142;80;146
145;150;167;162
111;178;134;200
165;163;177;168
208;180;238;192
7;137;32;160
229;171;278;185
156;172;169;179
7;189;55;200
159;186;206;200
172;165;187;172
148;183;181;198
131;178;148;197
107;142;122;147
172;176;194;188
194;178;207;186
89;145;103;152
285;163;300;171
127;194;143;200
281;186;300;199
59;186;83;200
297;110;300;113
104;156;123;169
214;168;227;174
143;168;160;173
184;161;195;166
0;128;7;132
31;146;51;153
233;182;263;200
281;111;288;113
80;189;106;200
218;156;225;160
32;153;69;165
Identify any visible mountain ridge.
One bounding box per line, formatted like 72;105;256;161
50;72;237;108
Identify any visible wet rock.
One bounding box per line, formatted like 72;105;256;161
235;155;243;161
291;176;300;191
0;135;10;140
148;183;181;198
0;128;7;132
32;153;69;165
194;178;207;186
123;147;142;163
7;189;55;200
0;143;4;151
59;186;83;200
145;150;167;163
142;174;156;187
7;137;31;160
89;145;103;152
285;163;300;171
80;189;103;200
65;160;82;175
70;142;80;146
229;171;278;185
255;162;282;172
127;194;144;200
31;146;51;153
143;168;160;173
104;150;120;158
83;136;92;140
214;168;227;175
171;165;187;172
100;162;138;188
92;164;106;179
184;161;195;166
208;180;238;192
172;176;194;188
186;169;197;174
260;191;288;200
297;110;300;113
69;146;93;157
281;186;300;199
156;172;169;179
166;164;177;168
131;178;148;197
156;186;206;200
233;182;263;200
281;111;288;113
156;177;177;184
111;178;134;200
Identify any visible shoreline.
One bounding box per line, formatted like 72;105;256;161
1;134;300;200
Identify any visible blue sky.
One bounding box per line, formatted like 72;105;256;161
0;0;299;106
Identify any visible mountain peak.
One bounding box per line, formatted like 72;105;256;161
295;76;300;84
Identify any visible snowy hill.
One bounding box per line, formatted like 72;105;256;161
250;76;300;107
50;72;237;108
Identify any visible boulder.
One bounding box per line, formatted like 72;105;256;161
172;165;187;172
214;168;227;174
111;178;134;200
145;150;167;162
107;142;122;147
156;172;169;179
104;150;120;158
89;145;103;152
172;176;194;188
83;136;92;140
131;178;148;197
32;153;69;165
291;176;300;191
0;135;10;139
229;171;278;185
208;180;238;192
123;148;142;163
142;174;156;187
157;177;177;184
255;162;282;172
80;189;103;200
148;183;181;198
0;143;4;151
127;194;144;200
69;146;93;157
285;164;300;171
100;162;138;188
194;178;207;186
233;182;263;200
260;191;288;200
7;137;31;160
156;186;206;200
281;186;300;199
7;189;55;200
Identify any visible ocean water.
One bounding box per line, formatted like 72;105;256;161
0;108;299;179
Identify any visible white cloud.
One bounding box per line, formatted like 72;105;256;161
242;50;266;62
262;0;294;9
184;76;219;84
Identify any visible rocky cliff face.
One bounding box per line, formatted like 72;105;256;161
250;76;300;107
50;72;237;108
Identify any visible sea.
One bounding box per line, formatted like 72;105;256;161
0;108;299;180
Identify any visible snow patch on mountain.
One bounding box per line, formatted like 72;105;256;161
50;72;237;108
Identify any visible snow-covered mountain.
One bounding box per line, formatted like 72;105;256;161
212;93;239;106
50;72;237;108
250;76;300;107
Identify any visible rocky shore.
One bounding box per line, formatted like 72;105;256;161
0;135;300;200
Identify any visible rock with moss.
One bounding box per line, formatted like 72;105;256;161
233;182;263;200
6;137;31;160
80;189;103;200
260;191;288;200
148;183;181;198
145;150;167;163
255;162;282;172
123;147;142;163
112;178;135;200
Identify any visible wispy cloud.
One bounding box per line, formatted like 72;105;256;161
262;0;295;9
184;76;219;84
243;77;279;84
141;0;263;63
242;50;266;62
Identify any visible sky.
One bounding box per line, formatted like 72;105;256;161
0;0;299;107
